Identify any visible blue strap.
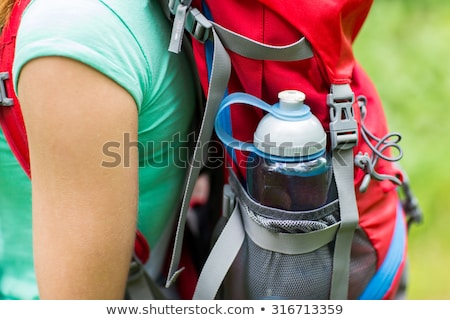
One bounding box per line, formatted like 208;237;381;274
359;202;406;299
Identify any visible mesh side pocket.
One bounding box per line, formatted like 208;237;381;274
243;237;333;299
220;201;338;300
217;174;378;300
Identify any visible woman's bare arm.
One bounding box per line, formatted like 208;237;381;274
18;57;139;299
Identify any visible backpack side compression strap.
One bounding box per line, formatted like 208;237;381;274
327;84;359;299
192;183;245;300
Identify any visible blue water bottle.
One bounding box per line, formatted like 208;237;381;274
215;90;332;211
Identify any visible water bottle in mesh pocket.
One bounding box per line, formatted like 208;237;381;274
196;171;377;300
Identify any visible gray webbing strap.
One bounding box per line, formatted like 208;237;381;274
127;259;166;300
145;209;177;279
165;2;313;60
327;84;359;299
242;206;339;255
192;194;245;300
165;27;231;288
211;22;313;61
169;3;191;53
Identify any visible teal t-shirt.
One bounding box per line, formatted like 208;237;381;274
1;0;196;299
0;131;36;299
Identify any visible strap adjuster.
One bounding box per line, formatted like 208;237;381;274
0;72;13;107
168;1;212;53
185;8;212;43
327;84;358;150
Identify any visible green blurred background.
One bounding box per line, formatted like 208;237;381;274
353;0;450;299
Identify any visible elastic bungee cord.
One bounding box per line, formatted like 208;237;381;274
354;95;403;192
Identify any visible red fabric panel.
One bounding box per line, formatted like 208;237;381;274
0;0;31;177
190;0;405;296
191;0;402;184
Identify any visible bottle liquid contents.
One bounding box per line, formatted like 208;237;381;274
246;90;332;211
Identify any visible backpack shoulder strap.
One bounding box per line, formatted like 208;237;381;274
0;0;32;177
163;2;314;289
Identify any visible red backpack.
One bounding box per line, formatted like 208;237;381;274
0;0;30;177
1;0;422;300
162;0;422;300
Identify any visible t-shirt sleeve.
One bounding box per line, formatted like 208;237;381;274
12;0;149;109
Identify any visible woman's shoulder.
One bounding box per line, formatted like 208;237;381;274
18;0;149;46
19;0;167;48
14;0;159;109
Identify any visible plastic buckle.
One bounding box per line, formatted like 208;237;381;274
327;84;358;151
185;8;212;43
167;1;211;53
0;72;13;107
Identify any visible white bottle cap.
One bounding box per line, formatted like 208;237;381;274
253;90;326;158
278;90;306;112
